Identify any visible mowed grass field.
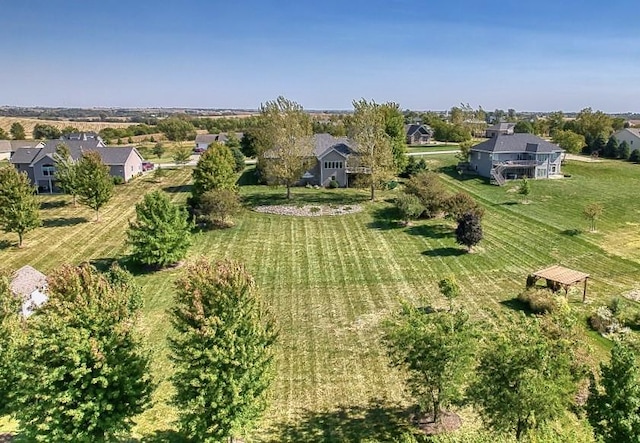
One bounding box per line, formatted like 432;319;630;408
0;116;132;138
1;157;639;440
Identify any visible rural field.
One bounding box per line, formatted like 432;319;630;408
1;156;640;441
0;116;132;138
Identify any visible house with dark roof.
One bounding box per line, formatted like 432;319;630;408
0;140;44;161
469;134;564;185
262;133;368;188
485;122;515;138
195;132;243;151
405;124;433;145
11;137;145;192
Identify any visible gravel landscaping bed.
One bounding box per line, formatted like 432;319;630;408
253;204;363;217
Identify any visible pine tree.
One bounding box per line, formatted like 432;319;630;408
587;340;640;442
76;151;114;221
127;191;192;268
0;166;41;247
13;263;154;441
518;177;531;203
455;212;483;252
170;259;277;442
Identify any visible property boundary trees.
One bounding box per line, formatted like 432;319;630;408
0;166;41;247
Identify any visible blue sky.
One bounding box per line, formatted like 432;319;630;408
1;0;638;111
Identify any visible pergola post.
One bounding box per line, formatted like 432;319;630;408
583;278;588;303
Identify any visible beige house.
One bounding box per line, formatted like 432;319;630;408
11;136;145;193
613;128;640;149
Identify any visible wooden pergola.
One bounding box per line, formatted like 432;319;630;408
528;265;590;302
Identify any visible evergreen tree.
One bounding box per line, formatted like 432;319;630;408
587;340;640;442
170;259;277;443
13;264;154;442
53;143;80;206
76;151;114;221
230;146;246;173
455;212;483;252
9;122;25;140
0;166;41;247
191;143;237;204
629;148;640;163
468;315;577;440
604;136;619;158
127;191;192;268
394;193;423;225
618;140;631;160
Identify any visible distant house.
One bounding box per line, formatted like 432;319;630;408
63;132;102;142
405;124;433;145
262;133;368;188
0;140;44;161
10;265;47;318
11;136;145;192
485;122;515;138
613;128;640;149
469;134;564;185
195;132;243;151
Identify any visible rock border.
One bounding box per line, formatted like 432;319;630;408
253;204;363;217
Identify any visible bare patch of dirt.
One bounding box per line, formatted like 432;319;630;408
413;411;462;436
0;434;13;443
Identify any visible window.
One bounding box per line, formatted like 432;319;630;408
42;164;55;176
324;161;328;168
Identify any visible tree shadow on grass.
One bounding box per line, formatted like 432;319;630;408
368;206;402;230
163;184;193;194
407;224;454;239
269;399;415;443
0;240;12;250
500;297;535;315
422;247;465;257
237;167;260;186
40;200;68;209
497;201;519;206
561;228;583;236
42;217;89;228
137;430;189;443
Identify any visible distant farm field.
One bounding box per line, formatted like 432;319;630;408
0;157;639;441
0;116;132;138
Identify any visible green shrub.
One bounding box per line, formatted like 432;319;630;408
394;193;423;224
517;289;564;314
629;149;640;163
328;180;339;189
309;206;321;214
386;180;398;190
112;175;125;185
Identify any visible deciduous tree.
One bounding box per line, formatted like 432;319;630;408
127;191;192;267
13;263;154;442
76;151;114;221
191;143;237;203
347;99;395;200
587;340;640;443
0;128;8;140
158;117;196;141
0;166;41;247
10;122;25;140
551;130;585;155
383;303;475;424
405;171;448;218
172;147;192;166
170;259;277;443
394;193;423;225
584;202;603;232
468;315;576;440
152;142;165;159
518;177;531;203
196;188;242;228
455;212;483;252
32;123;61;139
258;96;315;199
380;102;408;173
53;143;80;206
0;273;22;416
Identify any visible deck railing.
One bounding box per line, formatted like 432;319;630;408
345;166;372;174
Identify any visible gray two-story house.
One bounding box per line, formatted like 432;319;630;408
11;138;145;193
469;134;564;185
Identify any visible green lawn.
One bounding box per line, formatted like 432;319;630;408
407;144;460;153
1;157;639;441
